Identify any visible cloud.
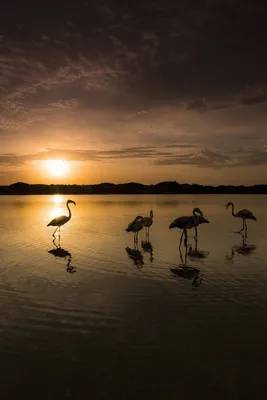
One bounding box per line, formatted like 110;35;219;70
154;148;233;168
240;86;267;106
0;146;173;166
0;33;136;135
163;144;196;148
3;145;267;171
185;97;207;111
154;148;267;169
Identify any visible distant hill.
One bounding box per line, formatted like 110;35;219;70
0;181;267;195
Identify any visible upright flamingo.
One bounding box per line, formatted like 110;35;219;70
47;199;76;237
169;208;209;249
143;210;153;239
226;202;256;234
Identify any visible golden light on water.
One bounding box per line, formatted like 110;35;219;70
50;194;65;219
46;160;68;177
50;207;65;219
53;194;63;204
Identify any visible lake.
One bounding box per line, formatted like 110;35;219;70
1;194;267;399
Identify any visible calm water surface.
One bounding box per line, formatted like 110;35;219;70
1;194;267;399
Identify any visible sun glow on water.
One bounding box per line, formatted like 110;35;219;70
49;195;65;219
53;194;63;204
51;206;65;219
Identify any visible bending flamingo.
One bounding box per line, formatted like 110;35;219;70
126;216;144;244
169;208;209;249
47;199;76;237
226;202;256;234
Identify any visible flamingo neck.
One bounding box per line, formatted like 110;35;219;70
66;202;72;220
230;203;236;217
193;209;201;223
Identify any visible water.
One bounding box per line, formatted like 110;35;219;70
1;194;267;399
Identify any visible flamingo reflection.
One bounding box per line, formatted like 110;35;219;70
48;239;76;274
226;233;256;261
170;242;203;288
125;245;144;268
141;240;154;262
188;240;209;259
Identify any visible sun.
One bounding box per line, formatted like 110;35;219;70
46;160;68;177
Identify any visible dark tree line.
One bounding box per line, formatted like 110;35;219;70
1;181;267;195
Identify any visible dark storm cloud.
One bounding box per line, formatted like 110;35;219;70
1;0;267;109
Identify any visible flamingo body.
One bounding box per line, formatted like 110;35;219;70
47;215;70;227
234;209;256;220
126;216;144;243
126;216;144;233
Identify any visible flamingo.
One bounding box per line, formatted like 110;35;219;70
225;202;256;234
47;199;76;237
143;210;153;239
126;216;144;244
169;208;209;249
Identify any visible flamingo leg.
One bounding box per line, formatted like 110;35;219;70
194;235;198;252
184;229;188;248
52;226;59;237
179;230;184;249
238;219;245;233
184;231;188;266
244;220;248;235
179;249;184;264
194;227;198;251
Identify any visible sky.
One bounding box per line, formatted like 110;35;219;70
1;0;267;185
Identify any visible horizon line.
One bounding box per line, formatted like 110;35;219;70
2;181;267;188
